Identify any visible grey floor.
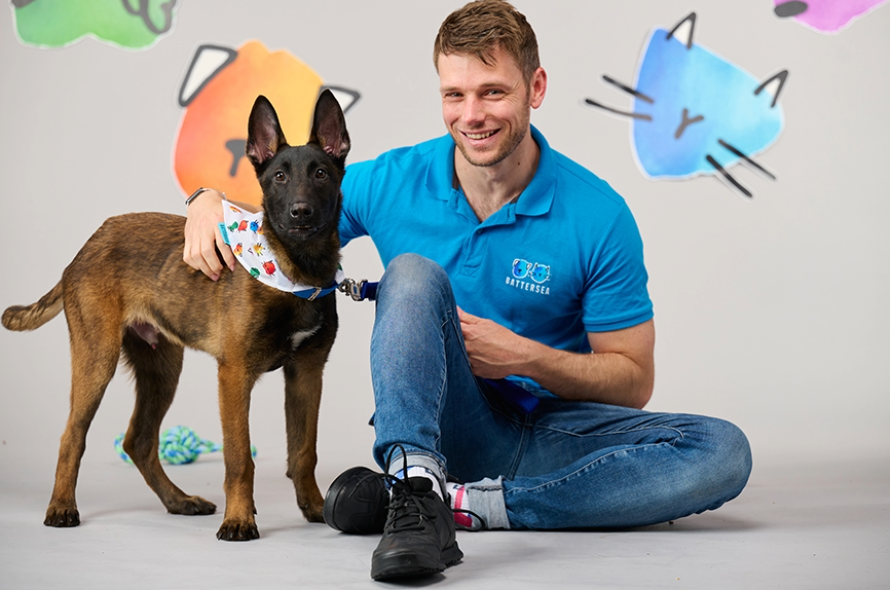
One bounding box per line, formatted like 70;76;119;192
1;449;887;589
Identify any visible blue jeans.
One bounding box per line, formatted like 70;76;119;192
370;254;752;530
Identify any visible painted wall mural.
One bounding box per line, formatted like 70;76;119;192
773;0;889;33
584;13;789;199
174;40;360;207
10;0;178;49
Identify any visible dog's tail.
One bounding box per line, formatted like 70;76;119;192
2;282;64;332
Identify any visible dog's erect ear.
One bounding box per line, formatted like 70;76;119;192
246;95;288;170
309;89;350;168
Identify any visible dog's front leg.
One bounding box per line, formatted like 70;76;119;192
216;362;260;541
283;358;325;522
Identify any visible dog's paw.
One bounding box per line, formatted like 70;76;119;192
298;502;325;523
44;507;80;527
216;519;260;541
168;495;217;516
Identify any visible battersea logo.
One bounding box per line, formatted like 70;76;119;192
507;259;551;295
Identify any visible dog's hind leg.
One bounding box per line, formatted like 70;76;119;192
120;329;216;517
44;300;122;527
283;358;325;523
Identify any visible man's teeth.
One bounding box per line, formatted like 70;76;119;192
466;131;494;140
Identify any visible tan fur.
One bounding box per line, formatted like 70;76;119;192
4;90;348;541
4;212;338;540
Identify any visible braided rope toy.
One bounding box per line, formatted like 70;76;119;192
114;425;257;465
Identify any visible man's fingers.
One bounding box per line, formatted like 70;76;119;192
457;307;479;323
216;229;236;271
201;242;223;280
183;189;227;279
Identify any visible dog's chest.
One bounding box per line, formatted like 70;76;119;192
290;325;320;349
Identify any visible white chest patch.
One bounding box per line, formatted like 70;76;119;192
291;326;320;349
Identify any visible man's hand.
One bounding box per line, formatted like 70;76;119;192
183;188;234;280
458;308;530;379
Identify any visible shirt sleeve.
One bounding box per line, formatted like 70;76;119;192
338;159;376;247
581;203;654;333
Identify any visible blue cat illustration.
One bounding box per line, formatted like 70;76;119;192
512;259;532;279
530;263;550;284
585;13;789;198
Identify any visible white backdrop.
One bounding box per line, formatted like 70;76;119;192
1;1;888;485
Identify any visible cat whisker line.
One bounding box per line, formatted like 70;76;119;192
706;155;753;198
583;99;653;121
583;98;652;121
601;75;655;104
718;139;776;181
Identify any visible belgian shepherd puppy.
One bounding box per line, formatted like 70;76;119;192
2;89;349;541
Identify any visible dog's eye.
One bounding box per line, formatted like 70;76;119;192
315;168;328;180
274;171;286;182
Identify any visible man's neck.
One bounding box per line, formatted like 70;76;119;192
455;131;540;223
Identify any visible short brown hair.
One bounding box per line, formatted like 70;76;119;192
433;0;540;85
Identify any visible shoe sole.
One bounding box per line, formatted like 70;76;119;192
371;543;464;581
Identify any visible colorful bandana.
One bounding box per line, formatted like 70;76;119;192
218;201;343;299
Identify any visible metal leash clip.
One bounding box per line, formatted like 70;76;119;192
338;278;374;301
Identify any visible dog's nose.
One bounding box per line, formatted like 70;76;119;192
290;203;314;220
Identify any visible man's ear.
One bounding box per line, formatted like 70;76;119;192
309;89;351;169
246;95;288;171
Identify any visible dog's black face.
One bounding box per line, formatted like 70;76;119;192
256;142;343;244
246;91;350;248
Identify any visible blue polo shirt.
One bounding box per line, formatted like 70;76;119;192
339;126;652;358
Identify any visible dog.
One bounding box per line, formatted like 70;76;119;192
2;89;349;541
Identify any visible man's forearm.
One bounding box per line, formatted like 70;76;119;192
519;339;654;408
459;310;655;409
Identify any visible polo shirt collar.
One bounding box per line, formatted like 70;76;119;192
425;124;556;218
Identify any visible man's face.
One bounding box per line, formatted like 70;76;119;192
438;45;540;169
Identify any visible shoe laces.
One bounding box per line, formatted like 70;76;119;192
381;446;440;533
380;445;489;531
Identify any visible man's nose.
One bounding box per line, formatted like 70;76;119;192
462;95;485;125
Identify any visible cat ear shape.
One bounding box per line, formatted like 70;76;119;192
179;44;238;107
667;12;696;50
754;70;789;108
320;85;361;115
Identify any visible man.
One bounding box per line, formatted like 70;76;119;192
184;0;752;582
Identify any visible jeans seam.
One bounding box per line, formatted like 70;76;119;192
506;414;532;480
532;424;686;441
432;315;452;455
504;440;679;497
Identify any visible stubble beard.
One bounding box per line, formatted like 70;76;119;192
454;109;530;169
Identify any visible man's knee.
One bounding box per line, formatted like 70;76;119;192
703;417;753;502
379;254;451;302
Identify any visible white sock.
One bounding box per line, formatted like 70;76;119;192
391;465;445;500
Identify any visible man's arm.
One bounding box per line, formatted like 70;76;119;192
182;189;258;280
458;309;655;409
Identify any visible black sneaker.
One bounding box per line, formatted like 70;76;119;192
370;475;463;581
323;466;388;535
